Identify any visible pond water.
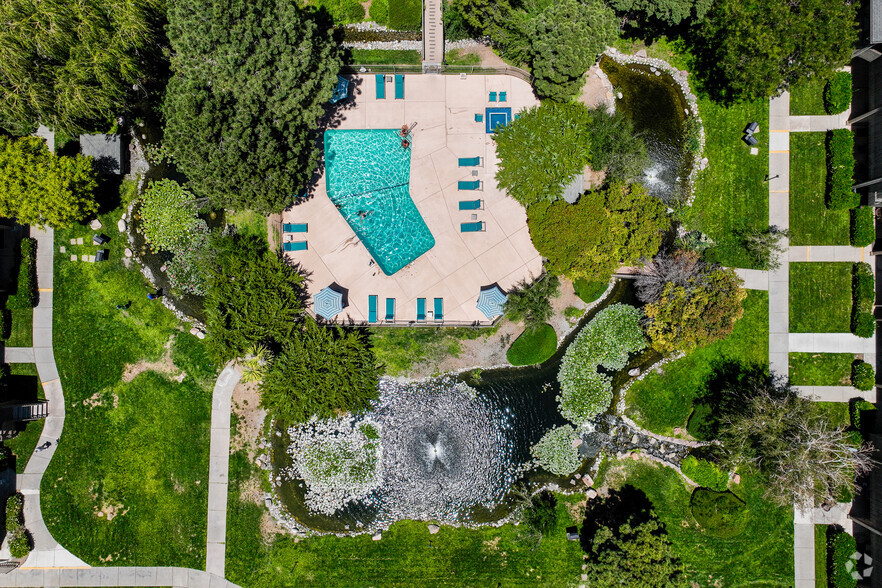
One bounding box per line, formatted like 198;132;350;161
600;56;692;204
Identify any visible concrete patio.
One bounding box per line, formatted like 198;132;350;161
281;74;542;325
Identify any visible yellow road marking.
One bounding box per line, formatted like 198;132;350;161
770;150;790;153
769;129;789;132
38;288;52;292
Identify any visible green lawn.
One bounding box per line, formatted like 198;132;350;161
789;77;828;116
40;204;216;568
790;133;849;245
369;326;497;376
225;451;584;587
5;364;44;474
350;49;422;65
625;290;768;435
596;458;793;585
507;323;557;366
573;278;608;303
789;352;854;386
7;308;32;346
683;97;769;268
225;209;267;244
789;262;853;333
815;525;828;587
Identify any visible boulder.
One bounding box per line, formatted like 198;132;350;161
628;368;640;377
118;218;127;232
124;248;133;258
428;524;439;535
586;489;598;499
90;219;102;230
372;533;382;541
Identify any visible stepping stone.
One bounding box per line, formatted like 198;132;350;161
428;524;439;534
80;254;88;261
59;246;65;253
76;238;84;245
70;238;76;245
750;147;759;155
372;533;382;541
70;255;77;262
87;255;96;263
90;219;102;230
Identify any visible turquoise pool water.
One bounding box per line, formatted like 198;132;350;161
324;129;435;276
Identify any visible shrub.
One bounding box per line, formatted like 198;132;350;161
851;207;875;247
852;263;875;338
824;72;852;115
849;398;875;430
689;488;749;539
7;237;37;310
829;530;858;588
342;28;421;42
564;306;583;320
827;130;857;210
851;361;875;391
0;309;10;340
7;529;30;558
521;490;558;536
530;425;583;475
853;312;876;338
368;0;388;23
681;455;729;491
387;0;422;30
5;493;22;532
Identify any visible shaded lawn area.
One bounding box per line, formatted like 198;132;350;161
7;308;32;346
5;364;44;474
41;208;215;568
507;324;556;366
789;77;828;116
789;262;852;333
625;290;768;435
790;133;849;245
789;352;855;386
225;454;584;588
225;209;268;244
597;458;793;586
682;97;769;268
370;326;497;376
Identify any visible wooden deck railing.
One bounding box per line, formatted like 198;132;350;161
341;64;534;83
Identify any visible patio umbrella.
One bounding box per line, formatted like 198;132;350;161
476;284;508;320
313;286;344;320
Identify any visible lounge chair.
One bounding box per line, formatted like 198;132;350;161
283;223;308;233
744;121;759;134
416;298;426;322
96;249;108;262
376;74;386;100
394;75;404;99
743;134;758;146
283;241;308;251
460;221;485;232
433;298;444;322
458;157;481;167
458;199;482;210
499;91;507;102
489;91;497;102
474;113;483;122
368;295;378;323
458;180;481;190
385;297;396;321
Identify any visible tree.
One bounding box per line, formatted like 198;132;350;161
609;0;712;26
163;0;343;213
0;0;165;134
527;183;669;280
741;225;790;270
259;320;380;423
643;266;746;354
514;489;558;543
526;0;618;102
0;136;97;227
635;250;705;304
692;0;858;102
587;105;648;184
504;274;560;330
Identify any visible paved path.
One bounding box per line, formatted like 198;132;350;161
0;566;240;587
788;245;873;262
421;0;443;67
790;111;851;132
795;385;875;402
768;92;791;378
206;362;242;577
733;268;769;290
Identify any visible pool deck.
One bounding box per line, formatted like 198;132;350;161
282;74;542;325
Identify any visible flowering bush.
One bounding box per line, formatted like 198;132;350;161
558;304;646;424
531;425;583;475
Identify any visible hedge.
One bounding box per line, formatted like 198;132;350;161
681;455;729;492
827;130;858;210
850;398;876;430
852;361;875;391
7;238;37;310
852;263;875;338
387;0;422;30
0;309;10;340
824;72;852;115
851;207;875;247
830;530;858;588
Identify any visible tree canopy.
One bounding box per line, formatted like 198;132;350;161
527;183;669;280
163;0;343;213
0;136;97;227
609;0;712;26
0;0;165;135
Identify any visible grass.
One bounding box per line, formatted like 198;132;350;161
789;352;855;386
815;524;828;587
445;49;481;66
789;262;853;333
350;49;422;65
225;451;584;587
815;402;851;429
5;364;44;474
789;77;829;116
790;133;850;245
573;278;608;303
596;458;793;585
40;202;216;568
369;326;496;376
7;308;32;346
387;0;421;30
625;290;768;435
506;324;557;366
225;209;267;244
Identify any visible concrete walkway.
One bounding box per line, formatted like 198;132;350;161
733;268;769;290
206;362;242;577
795;385;875;402
421;0;443;67
788;245;873;262
0;566;240;587
768;92;791;378
789;111;851;132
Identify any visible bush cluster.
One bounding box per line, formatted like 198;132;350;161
824;72;852;115
0;309;10;340
342;28;421;42
851;362;875;391
849;398;876;430
689;488;749;538
827;130;857;210
829;530;858;588
851;263;875;338
5;493;30;559
7;237;37;310
851;207;875;248
681;455;729;491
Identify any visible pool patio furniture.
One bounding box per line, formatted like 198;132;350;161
394;75;404;99
458;180;481;190
313;286;344;319
283;223;308;233
743;134;758;146
744;121;759;134
283;241;308;251
368;295;378;323
476;284;508;319
499;91;507;102
458;199;482;210
460;221;485;232
433;298;444;322
330;75;350;104
458;156;481;167
96;249;108;262
376;74;386;99
489;91;497;102
385;298;396;321
474;113;483;122
92;233;109;245
416;298;427;321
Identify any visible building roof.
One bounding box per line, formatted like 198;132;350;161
79;134;123;174
873;0;882;44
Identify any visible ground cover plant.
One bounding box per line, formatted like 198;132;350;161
369;326;494;376
387;0;422;29
790;132;850;245
680;455;728;491
688;488;748;538
507;323;557;366
852;262;876;338
5;493;30;558
625;290;767;435
789;353;854;386
7;308;31;347
789;262;852;333
829;528;858;588
530;424;582;475
7;237;37;311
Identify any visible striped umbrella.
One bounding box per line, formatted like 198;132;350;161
313;286;344;320
476;284;507;320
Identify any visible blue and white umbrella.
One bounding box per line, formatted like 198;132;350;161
476;284;507;320
313;286;344;320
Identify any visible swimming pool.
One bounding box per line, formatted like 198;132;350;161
324;129;435;276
